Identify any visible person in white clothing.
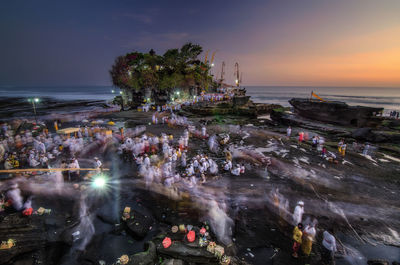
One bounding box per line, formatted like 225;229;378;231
286;126;292;138
224;160;232;171
143;154;150;167
94;157;102;173
231;164;241;176
186;164;194;176
201;126;207;137
322;229;337;265
292;201;304;226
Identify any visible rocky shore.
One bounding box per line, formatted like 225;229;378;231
0;96;399;265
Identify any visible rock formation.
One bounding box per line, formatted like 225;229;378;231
289;98;383;127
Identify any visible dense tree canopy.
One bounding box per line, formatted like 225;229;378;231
110;43;215;105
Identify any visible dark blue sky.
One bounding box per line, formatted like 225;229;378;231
1;0;399;86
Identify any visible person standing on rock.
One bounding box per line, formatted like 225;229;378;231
94;157;102;173
201;125;207;138
338;139;344;154
362;143;370;156
302;222;317;257
298;132;304;143
287;126;292;138
292;201;304;225
292;222;303;258
321;228;337;265
340;143;346;156
322;146;327;158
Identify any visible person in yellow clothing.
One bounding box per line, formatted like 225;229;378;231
12;159;19;169
292;223;303;258
338;139;344;153
340;143;347;156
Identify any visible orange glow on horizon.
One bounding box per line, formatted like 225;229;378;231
238;19;400;87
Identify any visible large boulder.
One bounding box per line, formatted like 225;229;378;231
289;98;383;127
156;240;218;264
128;241;157;265
111;241;157;265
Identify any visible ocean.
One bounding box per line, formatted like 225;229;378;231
0;86;119;101
246;86;400;111
1;85;399;111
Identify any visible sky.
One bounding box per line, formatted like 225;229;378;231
0;0;400;87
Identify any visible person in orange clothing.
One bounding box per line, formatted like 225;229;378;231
292;222;303;258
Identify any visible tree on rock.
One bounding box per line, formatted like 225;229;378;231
109;43;214;108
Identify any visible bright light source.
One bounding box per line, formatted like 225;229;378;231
34;98;39;102
235;79;239;83
120;91;123;95
172;97;174;101
111;90;115;93
92;176;106;188
177;92;180;95
147;98;150;101
211;63;214;67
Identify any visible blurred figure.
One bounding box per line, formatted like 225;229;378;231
292;222;303;258
286;126;292;138
298;132;304;143
292;201;304;225
302;222;317;257
362;143;370;156
321;228;337;265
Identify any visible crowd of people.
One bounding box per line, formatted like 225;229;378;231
0;121;112;181
286;125;374;163
1;91;389;264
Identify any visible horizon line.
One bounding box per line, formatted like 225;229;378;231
1;84;399;89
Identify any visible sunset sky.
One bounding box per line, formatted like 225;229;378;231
1;0;399;87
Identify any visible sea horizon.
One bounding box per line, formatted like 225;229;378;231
1;85;399;111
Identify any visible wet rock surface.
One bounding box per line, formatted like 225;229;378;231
0;214;46;264
181;99;281;118
125;211;153;239
156;239;218;264
1;99;400;265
